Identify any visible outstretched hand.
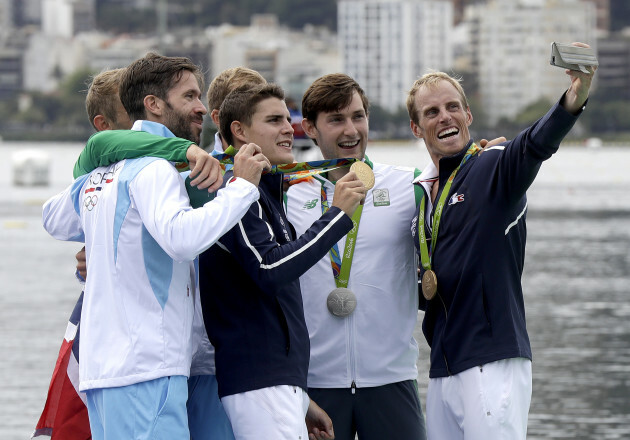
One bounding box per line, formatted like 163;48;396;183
562;42;597;115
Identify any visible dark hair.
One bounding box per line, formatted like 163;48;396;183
119;52;204;121
301;73;369;124
219;83;285;147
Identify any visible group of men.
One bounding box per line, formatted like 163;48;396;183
39;42;595;440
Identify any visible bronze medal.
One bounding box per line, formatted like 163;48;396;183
422;269;438;300
350;161;375;190
326;287;357;317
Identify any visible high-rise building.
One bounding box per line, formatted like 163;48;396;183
0;0;14;37
208;15;340;102
590;0;610;32
465;0;596;126
338;0;453;112
448;0;486;25
42;0;95;37
597;33;630;100
13;0;42;26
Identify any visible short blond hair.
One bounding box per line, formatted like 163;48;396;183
406;71;469;125
207;67;266;113
85;68;126;130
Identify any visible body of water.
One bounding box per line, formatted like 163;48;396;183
0;141;629;439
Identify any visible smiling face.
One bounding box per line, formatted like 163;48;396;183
303;91;369;161
161;70;207;144
410;79;473;167
240;97;294;165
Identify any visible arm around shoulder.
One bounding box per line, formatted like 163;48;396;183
74;130;192;178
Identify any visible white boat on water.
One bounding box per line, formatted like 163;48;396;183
12;149;51;186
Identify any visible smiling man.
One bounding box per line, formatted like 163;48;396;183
407;44;595;439
198;83;367;440
41;54;268;440
285;73;427;440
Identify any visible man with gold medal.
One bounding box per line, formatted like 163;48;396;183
406;43;596;439
286;74;427;440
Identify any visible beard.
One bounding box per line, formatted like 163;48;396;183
163;101;201;144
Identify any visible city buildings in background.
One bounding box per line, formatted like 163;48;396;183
464;0;597;126
338;0;453;113
0;0;628;137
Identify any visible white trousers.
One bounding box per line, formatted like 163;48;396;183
222;385;310;440
427;358;532;440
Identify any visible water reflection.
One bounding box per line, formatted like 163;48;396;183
524;212;630;439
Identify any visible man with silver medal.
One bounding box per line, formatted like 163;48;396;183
286;74;427;440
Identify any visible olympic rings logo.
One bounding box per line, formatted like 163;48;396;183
84;195;98;211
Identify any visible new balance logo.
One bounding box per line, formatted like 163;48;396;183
302;199;318;210
448;193;465;205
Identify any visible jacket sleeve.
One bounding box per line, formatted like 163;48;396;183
219;199;354;293
42;175;90;242
131;160;259;262
73;130;192;178
491;95;581;201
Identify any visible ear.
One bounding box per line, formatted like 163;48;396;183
302;118;318;140
93;115;111;132
230;120;247;145
210;109;220;127
410;120;424;139
466;107;473;126
143;95;163;118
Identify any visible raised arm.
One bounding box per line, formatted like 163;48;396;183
74;130;192;178
217;172;364;292
560;42;596;115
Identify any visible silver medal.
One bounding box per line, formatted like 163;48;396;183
326;287;357;317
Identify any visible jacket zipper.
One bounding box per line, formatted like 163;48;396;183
348;311;357;393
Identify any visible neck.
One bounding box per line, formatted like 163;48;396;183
431;180;439;203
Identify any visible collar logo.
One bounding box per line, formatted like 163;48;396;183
448;193;465;205
302;199;318;210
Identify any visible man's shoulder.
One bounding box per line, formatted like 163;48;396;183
373;161;418;176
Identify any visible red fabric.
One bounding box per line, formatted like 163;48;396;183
33;339;91;439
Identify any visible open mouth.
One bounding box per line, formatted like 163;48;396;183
438;128;459;140
277;141;292;150
338;140;360;149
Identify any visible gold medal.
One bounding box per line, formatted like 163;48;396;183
422;269;438;300
350;161;375;190
326;287;357;317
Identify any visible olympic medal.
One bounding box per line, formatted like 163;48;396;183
350;161;375;190
326;287;358;317
422;270;438;300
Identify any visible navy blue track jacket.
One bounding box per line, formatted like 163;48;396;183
199;172;353;397
413;98;581;378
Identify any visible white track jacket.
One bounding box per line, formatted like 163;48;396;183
42;122;258;391
286;161;420;389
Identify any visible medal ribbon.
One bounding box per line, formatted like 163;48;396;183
418;143;481;271
214;146;358;180
318;157;373;288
